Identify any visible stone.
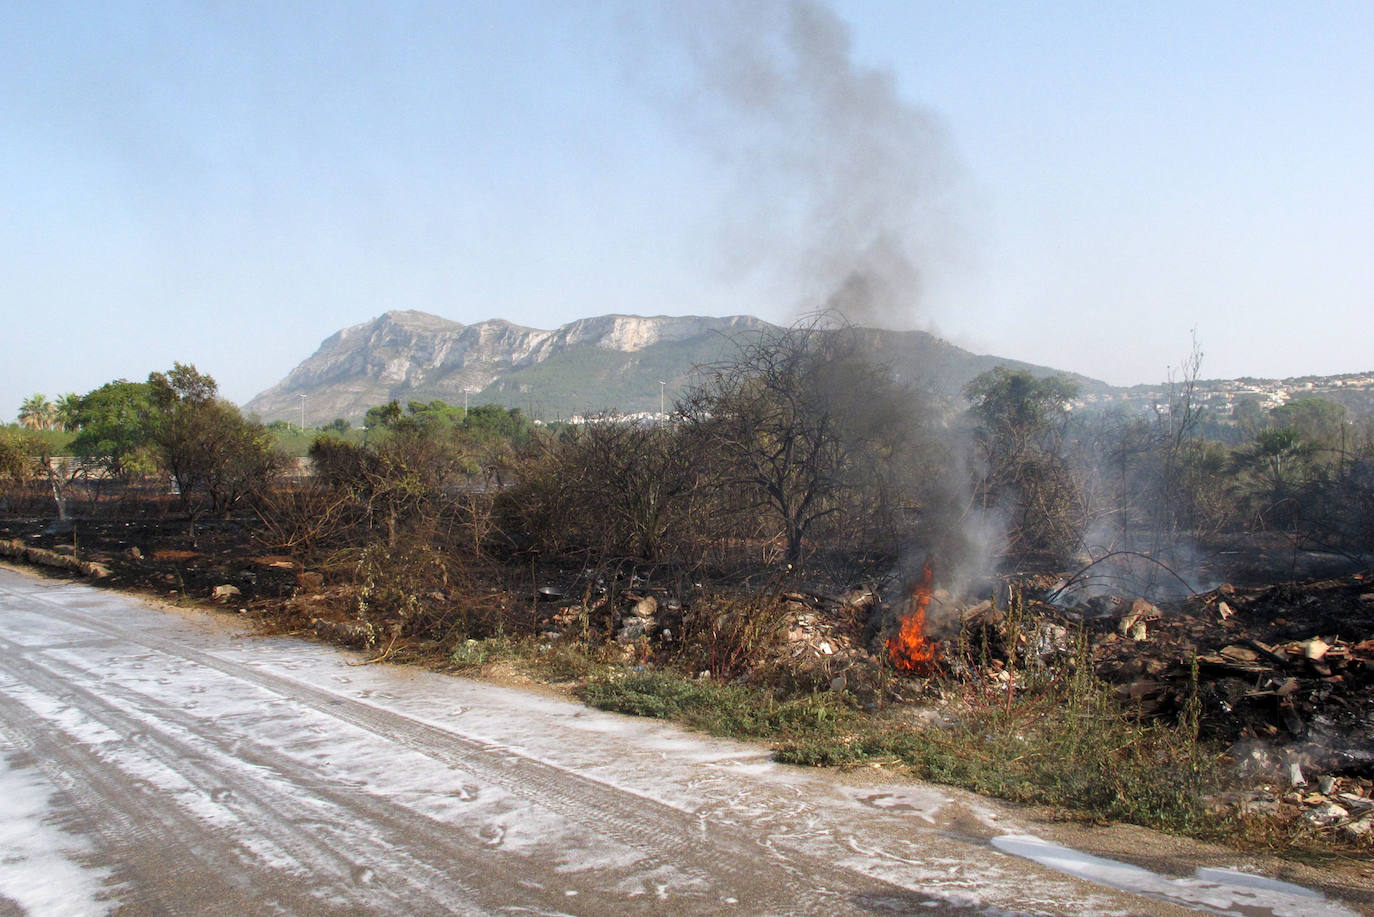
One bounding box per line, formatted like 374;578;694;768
1287;761;1306;786
213;584;242;600
1117;598;1158;637
1304;802;1349;826
1340;816;1374;841
616;616;653;645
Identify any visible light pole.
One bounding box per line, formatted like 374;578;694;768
298;393;306;430
658;380;665;418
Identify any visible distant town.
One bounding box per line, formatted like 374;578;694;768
1072;371;1374;422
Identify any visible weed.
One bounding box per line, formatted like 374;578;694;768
776;663;1234;838
582;669;859;742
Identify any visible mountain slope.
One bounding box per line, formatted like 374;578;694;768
244;311;1086;424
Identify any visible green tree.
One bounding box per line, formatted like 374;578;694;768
147;363;285;518
69;380;157;477
0;428;42;509
53;393;83;432
463;404;531;444
965;367;1082;564
18;393;54;431
364;401;404;431
1269;397;1348;450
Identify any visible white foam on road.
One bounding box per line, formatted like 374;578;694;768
0;745;114;917
993;834;1357;917
2;566;1366;915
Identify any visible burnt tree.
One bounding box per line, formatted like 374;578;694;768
680;318;915;568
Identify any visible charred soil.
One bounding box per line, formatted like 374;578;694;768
3;511;1373;860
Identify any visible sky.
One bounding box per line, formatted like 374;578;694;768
3;1;1371;420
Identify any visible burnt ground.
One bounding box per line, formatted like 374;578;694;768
0;515;302;608
4;512;1374;846
1083;579;1374;780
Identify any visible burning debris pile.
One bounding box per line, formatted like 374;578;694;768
887;564;940;676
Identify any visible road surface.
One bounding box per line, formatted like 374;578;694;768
0;565;1365;916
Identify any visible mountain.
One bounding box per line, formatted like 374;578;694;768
244;311;1094;425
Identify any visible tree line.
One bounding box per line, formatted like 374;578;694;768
5;327;1373;587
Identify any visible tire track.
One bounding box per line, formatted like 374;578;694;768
1;577;994;914
0;639;648;916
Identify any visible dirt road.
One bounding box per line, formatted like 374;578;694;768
0;566;1366;916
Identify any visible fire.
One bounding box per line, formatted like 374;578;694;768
887;563;940;674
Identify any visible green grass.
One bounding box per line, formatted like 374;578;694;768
580;661;1234;840
583;669;860;741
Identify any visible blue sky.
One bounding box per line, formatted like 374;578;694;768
4;1;1371;420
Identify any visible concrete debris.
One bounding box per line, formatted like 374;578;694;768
1116;598;1159;638
1287;761;1306;787
1304;802;1350;826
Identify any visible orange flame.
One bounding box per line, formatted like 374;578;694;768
887;563;940;674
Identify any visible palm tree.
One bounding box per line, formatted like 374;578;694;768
54;392;83;431
18;393;53;430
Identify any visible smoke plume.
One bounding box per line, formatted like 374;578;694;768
650;0;961;326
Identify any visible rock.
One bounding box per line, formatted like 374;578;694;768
1128;621;1148;642
829;674;848;692
1239;795;1280;816
84;562;112;578
837;589;876;611
1340;816;1374;841
616;616;653;645
1302;638;1331;661
1117;598;1158;637
1304;802;1349;826
213;584;242;600
1317;775;1338;795
630;595;658;619
1287;761;1306;786
1219;645;1261;664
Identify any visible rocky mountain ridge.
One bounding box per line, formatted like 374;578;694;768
245;311;775;424
244;310;1374;427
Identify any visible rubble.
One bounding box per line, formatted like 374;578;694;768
1026;572;1374;839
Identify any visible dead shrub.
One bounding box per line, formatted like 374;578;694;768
340;538;498;648
675;591;793;681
